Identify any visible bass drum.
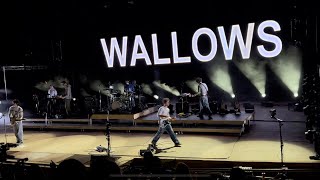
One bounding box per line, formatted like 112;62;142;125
111;101;126;111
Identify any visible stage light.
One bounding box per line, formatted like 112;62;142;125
262;93;266;98
234;59;266;97
35;76;69;91
268;46;302;98
153;81;180;96
185;80;198;93
231;94;236;98
90;80;110;96
72;98;76;101
207;60;234;95
113;82;125;93
80;88;91;97
294;92;298;98
153;95;159;99
141;83;153;96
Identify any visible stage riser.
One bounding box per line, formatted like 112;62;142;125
21;126;242;135
90;106;159;120
23;111;253;136
24;120;245;126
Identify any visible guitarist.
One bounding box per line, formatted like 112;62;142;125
9;99;24;145
151;98;181;148
191;77;213;119
61;81;72;116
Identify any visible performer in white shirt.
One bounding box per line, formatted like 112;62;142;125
9;99;24;145
192;77;213;119
61;81;72;116
48;85;57;98
47;85;58;117
151;98;181;148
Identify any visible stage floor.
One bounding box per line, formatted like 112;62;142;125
0;104;318;168
0;121;318;167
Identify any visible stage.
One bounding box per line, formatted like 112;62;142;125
0;104;319;171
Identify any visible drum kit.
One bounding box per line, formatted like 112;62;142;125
32;85;147;117
98;88;146;113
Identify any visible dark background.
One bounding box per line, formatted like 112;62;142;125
1;0;319;110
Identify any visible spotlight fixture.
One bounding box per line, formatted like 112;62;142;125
294;92;298;98
153;95;159;100
262;93;266;98
231;94;235;98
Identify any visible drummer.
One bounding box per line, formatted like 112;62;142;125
124;80;135;95
124;80;135;110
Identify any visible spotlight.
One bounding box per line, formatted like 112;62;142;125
231;94;235;98
262;93;266;98
153;81;180;96
269;46;302;98
294;92;298;98
153;95;159;100
234;60;266;98
72;98;76;101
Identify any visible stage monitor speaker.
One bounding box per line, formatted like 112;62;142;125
209;101;218;114
176;102;190;114
243;103;254;113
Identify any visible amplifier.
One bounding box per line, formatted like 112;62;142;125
176;102;190;114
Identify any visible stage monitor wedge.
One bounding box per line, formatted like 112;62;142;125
243;103;255;113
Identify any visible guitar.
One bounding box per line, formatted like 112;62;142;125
159;115;176;121
158;115;176;125
56;95;65;99
180;93;193;97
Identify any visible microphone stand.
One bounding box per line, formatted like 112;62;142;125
99;89;102;112
271;114;287;179
106;109;111;157
96;101;112;157
180;82;184;114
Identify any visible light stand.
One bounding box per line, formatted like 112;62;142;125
270;109;287;179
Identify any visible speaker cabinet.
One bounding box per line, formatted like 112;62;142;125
176;102;190;113
243;103;255;113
